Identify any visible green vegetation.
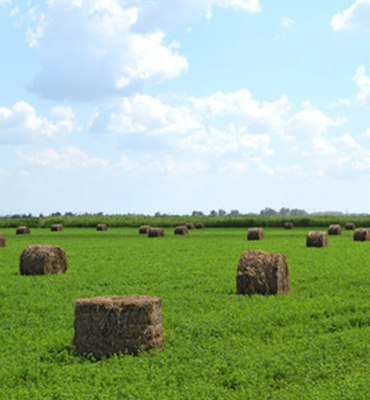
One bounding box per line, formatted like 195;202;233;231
1;227;370;399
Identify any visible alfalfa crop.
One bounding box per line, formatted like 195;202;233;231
20;244;69;275
236;250;290;295
306;231;328;247
73;295;164;358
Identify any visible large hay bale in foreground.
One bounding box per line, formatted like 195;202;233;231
51;224;64;232
16;226;30;235
354;228;370;242
284;222;294;229
20;245;69;275
97;224;108;231
195;223;205;229
148;228;164;238
73;295;164;358
328;224;342;235
186;223;195;230
237;250;289;295
345;223;355;230
0;233;6;248
139;225;150;234
174;226;188;235
306;231;328;247
247;228;265;240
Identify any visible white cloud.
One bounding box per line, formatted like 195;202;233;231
331;0;370;32
0;102;76;144
353;65;370;104
281;16;295;31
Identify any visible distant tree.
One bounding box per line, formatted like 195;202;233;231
51;211;62;217
229;209;240;216
290;208;308;216
192;211;205;216
218;209;227;217
154;212;162;217
64;211;74;217
209;210;218;217
260;207;277;216
279;207;290;216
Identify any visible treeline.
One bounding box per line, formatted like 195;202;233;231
0;214;370;229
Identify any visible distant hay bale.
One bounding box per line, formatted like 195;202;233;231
195;223;205;229
328;224;342;235
306;231;328;247
148;228;164;238
186;223;195;230
73;295;164;358
345;223;355;230
20;244;69;275
139;225;150;234
174;226;188;235
51;224;64;232
16;226;30;235
247;228;265;240
0;233;6;248
97;224;108;231
236;250;289;295
284;222;294;229
354;228;370;242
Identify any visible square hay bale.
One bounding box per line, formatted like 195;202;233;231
20;244;69;275
73;295;164;358
354;228;370;242
236;250;289;295
306;231;328;247
284;222;294;229
139;225;150;234
195;223;205;229
345;223;355;230
97;224;108;231
328;224;342;235
148;228;164;238
247;228;265;240
186;223;195;230
16;226;30;235
174;226;188;235
51;224;64;232
0;233;6;248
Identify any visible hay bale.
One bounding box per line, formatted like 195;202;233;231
139;225;150;234
345;223;355;230
0;233;6;248
354;228;370;242
247;228;265;240
16;226;30;235
51;224;64;232
148;228;164;237
195;223;205;229
236;250;289;295
306;231;328;247
20;244;69;275
328;224;342;235
97;224;108;231
174;226;188;235
186;223;195;230
284;222;294;229
73;295;164;358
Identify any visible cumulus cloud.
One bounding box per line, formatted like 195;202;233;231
0;102;76;144
353;65;370;104
331;0;370;32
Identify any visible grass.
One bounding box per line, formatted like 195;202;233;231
1;227;370;399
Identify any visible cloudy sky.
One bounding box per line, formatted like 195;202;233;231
1;0;370;216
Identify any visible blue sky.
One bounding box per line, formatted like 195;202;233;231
1;0;370;216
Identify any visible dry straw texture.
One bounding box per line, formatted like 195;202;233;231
139;225;150;234
51;224;64;232
97;224;108;231
174;226;188;235
148;228;164;238
186;223;195;230
354;228;370;242
20;244;69;275
247;228;265;240
345;223;355;230
237;250;290;295
306;231;328;247
195;223;205;229
16;226;30;235
284;222;294;229
0;233;6;248
328;224;342;235
73;295;164;358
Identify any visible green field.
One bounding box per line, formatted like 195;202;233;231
1;227;370;399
